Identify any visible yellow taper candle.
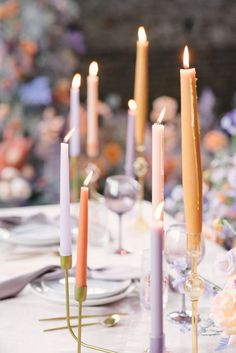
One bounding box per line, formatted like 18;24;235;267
180;46;202;252
134;26;149;147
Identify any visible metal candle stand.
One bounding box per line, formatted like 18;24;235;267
185;236;204;353
60;256;118;353
133;145;148;230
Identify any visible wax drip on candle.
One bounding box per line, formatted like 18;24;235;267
64;128;75;143
183;45;189;69
84;170;93;187
157;107;166;124
138;26;147;42
128;99;137;112
89;61;98;76
72;73;81;89
154;201;164;221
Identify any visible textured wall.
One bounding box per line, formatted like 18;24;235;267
79;0;236;114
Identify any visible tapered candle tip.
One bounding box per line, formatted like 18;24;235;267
89;61;98;76
72;73;81;89
138;26;147;42
157;107;166;124
128;99;137;112
84;171;93;187
183;46;189;69
64;128;75;143
154;202;164;221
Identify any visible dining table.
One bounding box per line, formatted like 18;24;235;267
0;200;234;353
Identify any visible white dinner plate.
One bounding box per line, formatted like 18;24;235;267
31;277;134;306
0;222;60;246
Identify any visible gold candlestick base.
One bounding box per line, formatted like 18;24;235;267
70;156;80;203
185;250;204;353
132;145;149;232
62;259;118;353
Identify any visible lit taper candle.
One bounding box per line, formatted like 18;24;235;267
125;99;136;177
134;26;149;147
70;73;81;156
87;61;99;158
152;107;165;220
180;46;202;252
150;202;165;353
60;129;75;260
75;171;93;293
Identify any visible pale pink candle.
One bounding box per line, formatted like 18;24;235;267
70;73;81;156
125;99;136;177
150;202;165;353
87;61;99;158
152;107;165;220
75;171;93;288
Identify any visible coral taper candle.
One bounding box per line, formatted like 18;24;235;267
76;171;93;288
125;99;136;177
152;107;165;220
87;61;99;158
180;46;202;252
134;26;149;147
150;202;165;353
60;129;75;256
70;73;81;156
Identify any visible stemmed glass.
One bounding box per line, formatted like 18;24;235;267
164;223;205;324
104;175;140;255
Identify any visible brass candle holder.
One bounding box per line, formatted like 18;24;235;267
70;156;80;203
185;235;204;353
60;255;118;353
133;145;149;231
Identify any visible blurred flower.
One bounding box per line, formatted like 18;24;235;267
151;96;178;123
211;275;236;344
221;109;236;136
19;77;52;106
216;248;236;277
102;143;123;166
203;130;229;152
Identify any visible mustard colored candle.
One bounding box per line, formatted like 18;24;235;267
134;26;149;147
180;46;202;252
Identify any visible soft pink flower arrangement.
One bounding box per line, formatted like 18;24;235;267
211;248;236;347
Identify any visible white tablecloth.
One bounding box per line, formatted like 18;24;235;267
0;202;233;353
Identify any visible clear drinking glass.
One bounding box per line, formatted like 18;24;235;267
164;223;205;324
104;175;140;255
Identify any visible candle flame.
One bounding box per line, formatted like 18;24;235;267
84;170;93;187
128;99;137;112
154;202;164;221
89;61;98;76
183;45;189;69
64;128;75;143
157;107;166;124
138;26;147;42
71;73;81;89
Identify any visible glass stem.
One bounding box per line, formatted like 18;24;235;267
118;214;123;252
181;293;186;314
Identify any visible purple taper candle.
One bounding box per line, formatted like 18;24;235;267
125;99;136;177
150;202;165;353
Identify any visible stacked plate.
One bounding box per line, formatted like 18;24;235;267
31;277;135;306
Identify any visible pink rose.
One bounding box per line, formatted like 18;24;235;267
211;275;236;345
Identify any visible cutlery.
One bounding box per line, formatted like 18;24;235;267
43;314;121;332
39;312;128;322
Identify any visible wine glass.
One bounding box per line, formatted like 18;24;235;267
104;175;140;255
164;223;205;324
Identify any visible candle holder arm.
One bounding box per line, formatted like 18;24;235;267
64;270;118;353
